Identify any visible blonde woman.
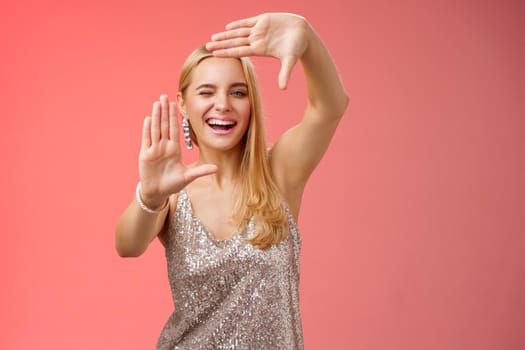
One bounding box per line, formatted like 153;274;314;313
115;12;348;349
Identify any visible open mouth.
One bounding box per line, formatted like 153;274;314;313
206;118;237;132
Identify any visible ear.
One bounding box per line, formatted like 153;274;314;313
177;92;186;118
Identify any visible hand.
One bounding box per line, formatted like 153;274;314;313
138;95;217;209
205;13;310;90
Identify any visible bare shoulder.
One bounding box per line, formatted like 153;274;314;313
168;192;180;221
157;192;179;247
268;146;303;221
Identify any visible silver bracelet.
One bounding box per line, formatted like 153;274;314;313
135;182;168;214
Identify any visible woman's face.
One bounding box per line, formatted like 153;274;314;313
180;57;251;153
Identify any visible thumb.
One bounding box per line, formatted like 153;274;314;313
183;164;218;184
278;55;298;90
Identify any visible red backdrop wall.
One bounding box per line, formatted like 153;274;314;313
2;0;524;349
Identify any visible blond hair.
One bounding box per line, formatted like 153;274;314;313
178;46;288;249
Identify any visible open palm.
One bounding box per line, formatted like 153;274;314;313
138;95;216;208
206;13;309;89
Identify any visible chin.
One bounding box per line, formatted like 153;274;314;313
198;138;245;153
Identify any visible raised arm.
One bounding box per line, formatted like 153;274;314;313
206;13;349;215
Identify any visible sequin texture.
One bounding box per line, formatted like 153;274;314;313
156;189;303;349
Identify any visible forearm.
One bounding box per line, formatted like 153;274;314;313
115;197;169;257
301;22;349;120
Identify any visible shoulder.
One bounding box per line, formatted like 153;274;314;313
268;146;304;221
158;192;180;247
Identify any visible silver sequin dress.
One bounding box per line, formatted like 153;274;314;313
156;189;304;350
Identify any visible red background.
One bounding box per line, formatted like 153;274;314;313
2;0;524;349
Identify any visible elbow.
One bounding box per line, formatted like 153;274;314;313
336;93;350;119
116;247;143;258
309;93;350;123
114;233;146;258
323;92;350;122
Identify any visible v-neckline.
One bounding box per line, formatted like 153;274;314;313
180;189;243;243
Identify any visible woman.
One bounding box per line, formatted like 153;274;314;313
115;12;348;349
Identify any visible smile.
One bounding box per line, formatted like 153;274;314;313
205;117;237;135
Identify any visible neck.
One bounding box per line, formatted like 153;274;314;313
196;145;244;188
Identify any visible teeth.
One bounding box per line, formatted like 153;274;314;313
207;119;235;126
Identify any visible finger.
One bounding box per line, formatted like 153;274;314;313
151;101;161;143
210;28;251;41
225;16;258;30
211;45;254;58
160;94;169;140
141;116;152;151
278;55;299;90
184;164;218;184
169;102;179;141
206;37;251;51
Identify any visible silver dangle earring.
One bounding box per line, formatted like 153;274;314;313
182;117;193;150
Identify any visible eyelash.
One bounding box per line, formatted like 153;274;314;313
198;90;248;97
232;90;247;97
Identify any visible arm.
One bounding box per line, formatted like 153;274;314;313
115;191;170;257
206;13;349;214
115;95;217;257
270;18;348;210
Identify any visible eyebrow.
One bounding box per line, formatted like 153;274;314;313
195;82;248;90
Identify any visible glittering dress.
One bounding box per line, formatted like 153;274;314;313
156;189;303;350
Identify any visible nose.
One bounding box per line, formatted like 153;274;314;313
214;92;231;112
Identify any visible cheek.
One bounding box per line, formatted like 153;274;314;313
188;98;213;116
238;101;251;122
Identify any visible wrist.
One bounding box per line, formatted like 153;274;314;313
301;22;318;60
135;182;169;214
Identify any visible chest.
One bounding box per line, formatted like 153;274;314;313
169;211;297;283
166;190;302;289
185;187;238;240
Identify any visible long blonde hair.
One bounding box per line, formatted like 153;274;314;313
178;46;288;249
